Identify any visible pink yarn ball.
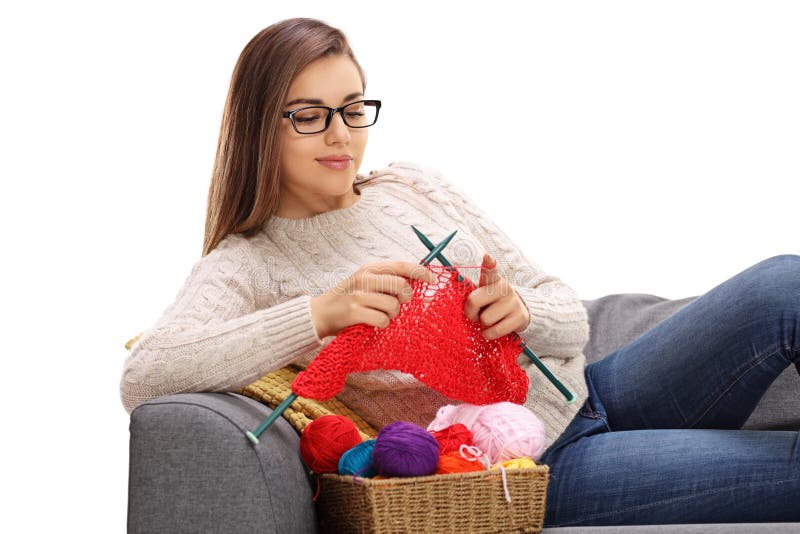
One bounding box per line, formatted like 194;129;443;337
428;402;546;463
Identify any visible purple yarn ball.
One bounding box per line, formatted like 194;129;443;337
372;421;440;477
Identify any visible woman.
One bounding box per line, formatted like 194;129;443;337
120;17;800;526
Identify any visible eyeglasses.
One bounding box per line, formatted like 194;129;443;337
282;99;382;134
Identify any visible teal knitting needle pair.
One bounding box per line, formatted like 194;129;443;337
245;226;575;445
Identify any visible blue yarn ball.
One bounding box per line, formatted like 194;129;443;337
372;421;440;477
338;439;377;478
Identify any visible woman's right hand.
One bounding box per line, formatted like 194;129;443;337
310;261;438;339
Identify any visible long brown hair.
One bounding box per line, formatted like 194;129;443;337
202;18;366;256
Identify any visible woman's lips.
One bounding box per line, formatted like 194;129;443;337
317;159;352;170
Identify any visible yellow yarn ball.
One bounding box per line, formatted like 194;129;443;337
491;456;536;470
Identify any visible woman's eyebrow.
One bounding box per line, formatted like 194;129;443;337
285;92;363;107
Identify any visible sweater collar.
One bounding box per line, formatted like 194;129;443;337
263;182;379;234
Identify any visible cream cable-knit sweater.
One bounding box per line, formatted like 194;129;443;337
120;161;590;450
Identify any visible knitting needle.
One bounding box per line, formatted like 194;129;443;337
246;393;297;444
419;229;458;266
413;226;464;283
410;225;576;404
245;230;461;445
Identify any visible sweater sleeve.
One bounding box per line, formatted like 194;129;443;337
387;161;590;360
119;234;324;415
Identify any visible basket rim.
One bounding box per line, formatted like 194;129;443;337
319;465;549;487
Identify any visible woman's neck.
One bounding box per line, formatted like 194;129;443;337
275;185;360;219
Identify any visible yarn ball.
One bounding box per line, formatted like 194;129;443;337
492;456;537;470
436;450;486;474
338;439;377;478
427;402;547;464
429;423;473;454
299;415;363;473
372;421;440;477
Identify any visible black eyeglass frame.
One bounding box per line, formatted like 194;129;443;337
282;99;382;134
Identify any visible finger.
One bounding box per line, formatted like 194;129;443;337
366;261;438;284
482;314;521;340
357;305;394;329
479;253;501;287
408;262;439;284
477;297;517;328
357;292;404;321
464;286;502;322
364;273;415;301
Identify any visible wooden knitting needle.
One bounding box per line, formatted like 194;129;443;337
411;225;576;404
245;231;460;445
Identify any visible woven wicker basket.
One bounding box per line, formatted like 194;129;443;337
316;465;549;534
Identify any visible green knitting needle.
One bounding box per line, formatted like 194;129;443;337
411;225;576;404
246;393;298;445
245;231;460;445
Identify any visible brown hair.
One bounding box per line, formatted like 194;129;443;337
202;18;366;256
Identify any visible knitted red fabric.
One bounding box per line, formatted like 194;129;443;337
293;265;529;404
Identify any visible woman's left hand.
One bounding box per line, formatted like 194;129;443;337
463;253;531;340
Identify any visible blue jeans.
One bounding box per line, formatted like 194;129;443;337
539;255;800;527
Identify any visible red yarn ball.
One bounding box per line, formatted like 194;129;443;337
429;423;474;454
299;415;363;473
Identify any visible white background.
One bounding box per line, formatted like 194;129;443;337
1;1;797;531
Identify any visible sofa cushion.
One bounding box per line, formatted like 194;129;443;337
581;293;799;431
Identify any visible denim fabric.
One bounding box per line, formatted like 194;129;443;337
539;255;800;527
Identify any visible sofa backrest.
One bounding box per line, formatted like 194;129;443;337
580;293;800;431
581;293;697;364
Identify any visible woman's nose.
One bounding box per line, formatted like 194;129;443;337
325;111;351;142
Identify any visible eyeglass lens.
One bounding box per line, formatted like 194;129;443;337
292;101;378;133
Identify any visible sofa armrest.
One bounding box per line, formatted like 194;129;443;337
127;392;316;534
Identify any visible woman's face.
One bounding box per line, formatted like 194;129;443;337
278;55;368;217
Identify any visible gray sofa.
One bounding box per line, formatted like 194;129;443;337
126;293;800;533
